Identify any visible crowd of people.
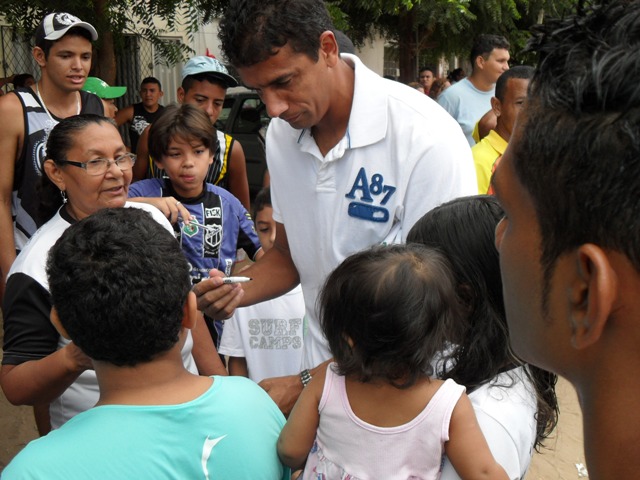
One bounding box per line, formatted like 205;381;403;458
0;0;638;478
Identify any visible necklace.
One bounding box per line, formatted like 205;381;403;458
36;82;81;123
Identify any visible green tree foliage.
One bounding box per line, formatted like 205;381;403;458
0;0;221;83
334;0;578;82
0;0;578;84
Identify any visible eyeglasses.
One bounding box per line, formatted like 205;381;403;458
61;153;137;176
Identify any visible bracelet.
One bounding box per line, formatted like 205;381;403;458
300;369;312;387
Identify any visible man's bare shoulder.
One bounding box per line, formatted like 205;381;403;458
115;105;134;126
0;93;24;160
0;92;24;119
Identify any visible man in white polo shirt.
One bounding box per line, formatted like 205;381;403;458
194;0;476;414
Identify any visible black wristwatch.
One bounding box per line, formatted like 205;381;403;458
300;369;312;387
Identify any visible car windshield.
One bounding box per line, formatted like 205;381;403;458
215;97;236;131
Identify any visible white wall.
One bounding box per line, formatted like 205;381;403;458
354;35;385;76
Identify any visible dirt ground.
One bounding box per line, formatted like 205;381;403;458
0;307;588;476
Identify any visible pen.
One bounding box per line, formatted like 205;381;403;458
222;276;253;284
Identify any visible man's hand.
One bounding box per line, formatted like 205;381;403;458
259;374;303;417
192;269;245;320
128;196;192;225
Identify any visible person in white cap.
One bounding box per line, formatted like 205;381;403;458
82;76;127;119
134;56;250;210
0;12;104;303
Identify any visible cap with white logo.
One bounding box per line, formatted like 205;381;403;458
35;12;98;44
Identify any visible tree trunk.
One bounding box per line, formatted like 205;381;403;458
397;8;416;84
92;0;117;84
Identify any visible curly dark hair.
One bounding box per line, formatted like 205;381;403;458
407;195;558;450
515;0;640;311
218;0;335;68
46;208;191;367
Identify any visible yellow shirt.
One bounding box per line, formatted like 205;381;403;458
472;130;508;194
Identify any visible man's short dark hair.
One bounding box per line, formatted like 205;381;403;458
494;65;534;102
46;208;191;367
470;34;510;69
513;0;640;303
218;0;335;68
141;76;162;91
334;30;355;55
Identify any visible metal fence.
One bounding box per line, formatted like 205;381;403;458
0;27;181;142
0;26;39;91
115;35;156;145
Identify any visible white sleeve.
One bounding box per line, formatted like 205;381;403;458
125;201;173;235
437;89;458;118
439;408;524;480
399;125;477;243
218;311;246;358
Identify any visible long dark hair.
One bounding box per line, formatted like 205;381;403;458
407;195;558;450
37;115;116;224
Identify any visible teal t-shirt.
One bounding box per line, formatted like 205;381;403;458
3;376;289;480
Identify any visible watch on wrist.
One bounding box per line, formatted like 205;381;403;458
300;369;312;387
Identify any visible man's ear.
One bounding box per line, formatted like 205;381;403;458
50;307;71;339
319;31;339;67
568;244;616;349
491;96;501;117
475;55;485;72
33;46;46;68
43;159;66;191
182;291;198;331
177;86;185;103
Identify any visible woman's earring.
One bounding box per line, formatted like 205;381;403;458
60;190;68;204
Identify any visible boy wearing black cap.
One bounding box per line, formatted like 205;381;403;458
0;12;104;301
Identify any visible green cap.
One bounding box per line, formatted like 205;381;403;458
82;77;127;99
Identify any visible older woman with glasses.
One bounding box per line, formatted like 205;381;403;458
0;114;225;435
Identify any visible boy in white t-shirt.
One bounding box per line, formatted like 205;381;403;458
219;188;305;383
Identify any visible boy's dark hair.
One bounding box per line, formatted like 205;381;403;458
36;26;93;58
407;195;558;449
470;34;510;70
141;76;162;91
252;186;272;219
334;30;355;55
181;73;228;93
319;243;462;389
419;66;435;75
38;114;117;223
514;0;640;307
494;65;534;102
148;104;217;164
218;0;335;68
447;67;466;83
13;73;35;88
46;208;191;367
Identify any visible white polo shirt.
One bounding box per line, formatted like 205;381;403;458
267;54;476;368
